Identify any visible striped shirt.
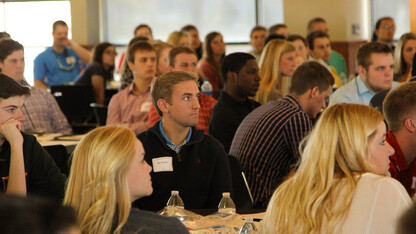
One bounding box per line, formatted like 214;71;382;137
229;94;312;208
21;81;72;135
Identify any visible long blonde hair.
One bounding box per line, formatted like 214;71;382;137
64;126;137;234
262;104;383;234
254;39;295;104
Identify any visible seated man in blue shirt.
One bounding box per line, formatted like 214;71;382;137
34;20;91;89
330;42;398;105
133;71;232;210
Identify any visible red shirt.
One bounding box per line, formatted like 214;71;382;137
147;93;217;134
387;130;416;197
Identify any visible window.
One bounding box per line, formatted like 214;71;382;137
103;0;284;45
0;1;71;85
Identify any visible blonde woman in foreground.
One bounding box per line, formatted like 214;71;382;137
64;126;188;234
262;104;411;234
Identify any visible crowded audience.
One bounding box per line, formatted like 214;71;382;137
1;11;415;234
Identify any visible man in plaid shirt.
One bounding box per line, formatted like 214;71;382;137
230;61;334;208
0;39;72;135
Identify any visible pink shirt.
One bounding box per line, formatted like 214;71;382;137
107;82;152;134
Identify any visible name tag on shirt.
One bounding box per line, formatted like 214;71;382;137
141;102;152;113
66;56;76;65
152;157;173;172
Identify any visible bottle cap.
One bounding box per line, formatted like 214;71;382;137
222;192;230;197
171;190;179;195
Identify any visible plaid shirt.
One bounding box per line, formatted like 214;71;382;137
21;82;72;135
148;93;216;134
229;94;312;208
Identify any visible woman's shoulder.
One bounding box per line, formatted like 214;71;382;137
357;173;411;200
123;208;189;233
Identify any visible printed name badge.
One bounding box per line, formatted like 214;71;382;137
152;157;173;172
140;102;152;113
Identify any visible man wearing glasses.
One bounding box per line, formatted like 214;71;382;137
34;20;91;89
373;17;396;52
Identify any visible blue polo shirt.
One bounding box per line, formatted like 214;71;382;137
34;47;81;87
329;75;399;106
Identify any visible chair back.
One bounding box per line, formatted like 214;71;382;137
90;103;108;126
227;154;254;209
51;84;94;123
43;145;70;176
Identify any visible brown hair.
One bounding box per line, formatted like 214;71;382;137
181;25;198;32
287;34;306;46
357;42;392;71
289;61;334;95
307;17;326;32
250;25;267;37
151;71;198;116
268;24;287;36
202;32;225;88
168;46;197;66
127;41;155;63
393;33;416;79
383;82;416;132
306;31;329;50
0;39;23;65
52;20;68;33
134;24;152;36
0;74;30;100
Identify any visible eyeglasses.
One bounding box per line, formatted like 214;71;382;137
104;51;118;56
381;25;395;30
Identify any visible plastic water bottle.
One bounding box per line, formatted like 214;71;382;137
201;78;213;95
218;192;236;214
239;217;258;233
166;190;184;209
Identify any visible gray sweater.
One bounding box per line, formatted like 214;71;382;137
113;208;189;233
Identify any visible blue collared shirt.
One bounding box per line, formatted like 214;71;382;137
329;75;398;106
159;122;192;153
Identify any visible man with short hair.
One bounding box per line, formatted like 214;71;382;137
133;71;232;210
34;20;91;89
147;46;217;134
268;24;289;38
307;17;349;80
307;31;343;87
209;52;261;152
134;24;153;40
248;26;267;62
181;25;203;60
383;82;416;197
330;42;397;105
107;41;156;134
230;61;334;208
372;17;396;51
0;39;72;135
0;74;66;200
